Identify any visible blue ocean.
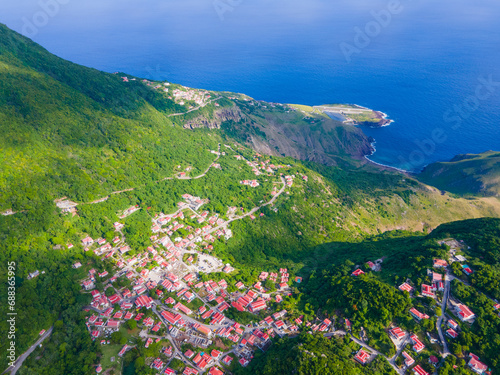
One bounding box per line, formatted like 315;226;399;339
3;0;500;171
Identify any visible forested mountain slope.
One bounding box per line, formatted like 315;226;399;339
418;151;500;197
1;23;500;375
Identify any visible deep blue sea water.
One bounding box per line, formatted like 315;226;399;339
3;0;500;171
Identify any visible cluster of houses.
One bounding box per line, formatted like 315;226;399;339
245;157;286;176
349;254;491;374
239;180;260;188
79;212;495;375
172;88;211;107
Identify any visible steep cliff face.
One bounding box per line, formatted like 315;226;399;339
180;100;373;166
182;106;243;129
219;104;374;166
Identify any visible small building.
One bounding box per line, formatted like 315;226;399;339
351;269;365;277
354;349;370;365
410;334;425;353
429;356;439;366
412;365;429;375
455;304;475;322
421;284;435;298
399;282;413;293
468;354;488;374
433;259;448;268
402;351;415;367
410;307;429;321
447;319;459;330
389;327;405;340
446;328;458;339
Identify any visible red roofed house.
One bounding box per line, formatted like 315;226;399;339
421;284;435;298
354;349;370;365
468;354;488;374
446;328;458;338
402;351;415;367
196;325;212;337
399;282;413;293
107;320;120;329
429;356;439;366
118;345;128;357
211;349;222;359
413;365;429;375
410;334;425;353
448;319;459;330
456;304;475;322
222;355;233;365
249;299;266;313
410;307;429;321
352;269;365;277
389;327;405;340
208;367;223;375
433;259;448;268
238;358;249;367
135;295;153;309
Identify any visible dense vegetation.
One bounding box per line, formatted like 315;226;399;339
235;333;396;375
419;151;500;197
1;24;500;375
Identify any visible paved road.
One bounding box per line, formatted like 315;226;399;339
3;326;53;375
436;270;452;358
388;334;410;375
349;335;402;375
206;176;286;236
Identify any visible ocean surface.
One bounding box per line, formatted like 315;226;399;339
3;0;500;171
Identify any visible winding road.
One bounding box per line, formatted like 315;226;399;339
2;326;53;375
436;270;452;359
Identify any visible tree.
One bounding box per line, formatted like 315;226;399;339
111;331;123;344
126;319;137;330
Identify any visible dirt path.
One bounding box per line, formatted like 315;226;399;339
79;144;221;206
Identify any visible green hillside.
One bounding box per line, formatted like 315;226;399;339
1;24;500;375
0;24;372;212
418;151;500;197
0;24;224;210
237;218;500;375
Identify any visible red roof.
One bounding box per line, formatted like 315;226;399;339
457;304;475;320
399;282;413;293
208;368;223;375
410;307;429;320
352;268;365;276
469;357;488;372
410;334;425;352
446;328;458;338
421;284;435;297
355;349;370;364
402;351;415;366
389;327;405;339
413;365;429;375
